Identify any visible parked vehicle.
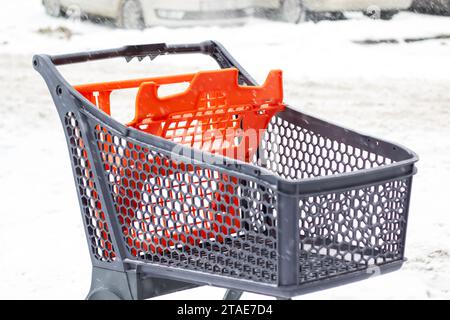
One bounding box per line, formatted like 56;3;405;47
42;0;254;29
256;0;414;23
411;0;450;15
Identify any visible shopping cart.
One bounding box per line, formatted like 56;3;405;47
34;41;418;300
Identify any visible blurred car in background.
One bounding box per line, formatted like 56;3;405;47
256;0;414;23
411;0;450;15
42;0;254;29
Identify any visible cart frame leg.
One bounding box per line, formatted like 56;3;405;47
223;289;244;300
86;267;199;300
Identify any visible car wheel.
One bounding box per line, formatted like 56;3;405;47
117;0;145;29
43;0;62;17
279;0;308;24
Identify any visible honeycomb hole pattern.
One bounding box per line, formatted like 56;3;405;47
298;179;409;284
94;125;279;284
64;112;116;262
254;115;409;284
256;116;393;180
63;107;412;287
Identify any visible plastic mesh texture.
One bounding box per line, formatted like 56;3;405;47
64;112;116;262
64;109;411;286
256;116;393;180
94;124;278;283
255;115;409;284
298;178;409;284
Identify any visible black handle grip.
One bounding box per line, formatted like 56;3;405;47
49;41;257;86
50;43;199;65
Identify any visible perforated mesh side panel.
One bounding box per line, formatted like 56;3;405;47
255;116;393;180
64;112;116;262
297;178;410;283
254;114;410;284
94;125;278;283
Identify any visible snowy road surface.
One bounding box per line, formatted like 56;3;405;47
0;0;449;299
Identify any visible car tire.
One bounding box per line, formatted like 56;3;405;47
278;0;308;24
43;0;62;17
116;0;146;29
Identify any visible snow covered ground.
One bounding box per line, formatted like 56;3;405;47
0;0;449;300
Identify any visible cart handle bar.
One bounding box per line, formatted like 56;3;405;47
49;41;257;86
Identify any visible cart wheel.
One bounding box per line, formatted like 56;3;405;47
86;289;123;300
223;289;243;300
117;0;146;29
279;0;308;24
43;0;62;17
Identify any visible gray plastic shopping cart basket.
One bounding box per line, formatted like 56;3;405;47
33;41;418;300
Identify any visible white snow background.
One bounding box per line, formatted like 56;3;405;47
0;0;449;299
